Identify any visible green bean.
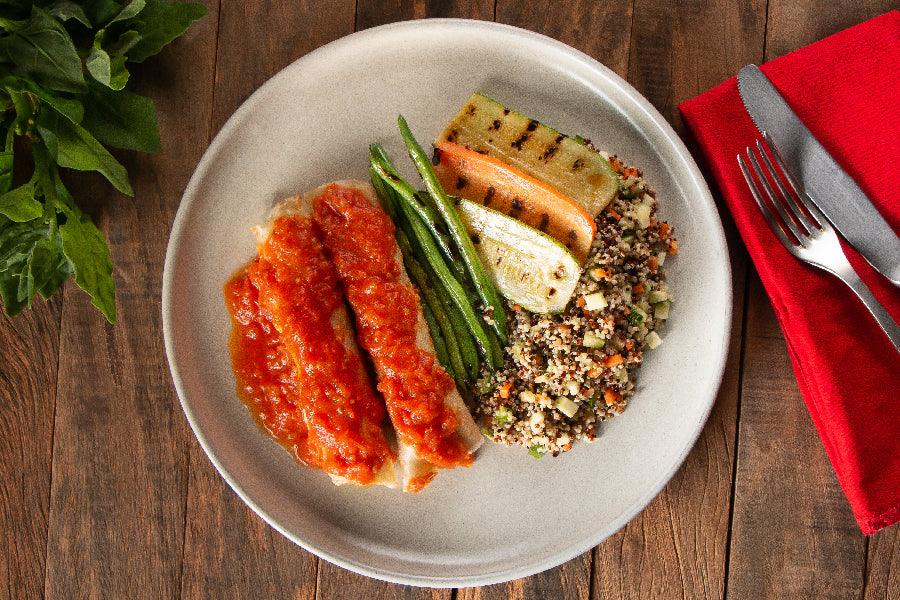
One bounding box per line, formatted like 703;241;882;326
373;166;480;379
371;162;501;369
370;144;466;281
395;230;469;385
396;115;508;342
420;300;451;375
435;278;480;379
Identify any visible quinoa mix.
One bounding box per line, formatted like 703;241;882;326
476;155;678;457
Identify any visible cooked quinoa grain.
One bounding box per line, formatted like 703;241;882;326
475;154;678;457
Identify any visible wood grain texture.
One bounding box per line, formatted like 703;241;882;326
765;0;899;62
356;0;493;30
727;274;865;600
315;561;451;599
180;443;318;600
495;0;633;78
209;0;356;136
41;1;219;597
866;525;899;599
0;298;60;600
457;553;592;600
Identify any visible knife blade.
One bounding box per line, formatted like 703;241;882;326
737;64;900;285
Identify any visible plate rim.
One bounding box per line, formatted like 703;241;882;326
162;17;732;588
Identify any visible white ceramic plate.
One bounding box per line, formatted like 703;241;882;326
163;19;731;588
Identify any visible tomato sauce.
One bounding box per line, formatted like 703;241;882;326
224;213;395;486
312;184;473;469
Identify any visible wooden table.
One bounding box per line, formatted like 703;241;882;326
3;1;898;598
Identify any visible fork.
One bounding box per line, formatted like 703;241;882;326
738;132;900;352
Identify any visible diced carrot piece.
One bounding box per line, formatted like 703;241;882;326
668;239;679;254
604;354;623;367
658;222;670;237
432;140;596;263
648;255;659;272
632;283;644;294
604;389;622;405
499;381;513;399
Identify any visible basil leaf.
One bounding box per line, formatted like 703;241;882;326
108;0;146;26
0;182;43;222
1;74;85;124
0;150;12;194
79;0;123;28
119;0;206;63
45;0;92;27
57;202;115;323
86;43;131;90
81;81;160;153
0;6;85;92
35;108;134;196
0;214;74;316
103;29;142;56
0;216;47;271
0;258;30;315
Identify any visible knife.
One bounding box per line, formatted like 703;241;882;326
737;64;900;286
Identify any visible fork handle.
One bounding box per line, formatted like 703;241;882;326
837;267;900;353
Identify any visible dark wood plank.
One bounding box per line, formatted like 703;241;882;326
357;0;493;31
865;525;900;599
316;562;451;599
495;0;633;78
209;0;357;136
180;443;318;600
41;2;219;597
178;1;356;596
727;274;865;600
458;553;592;600
765;0;899;61
0;298;61;600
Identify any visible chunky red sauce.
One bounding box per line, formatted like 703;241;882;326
224;214;395;486
312;184;472;469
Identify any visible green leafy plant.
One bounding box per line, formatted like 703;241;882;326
0;0;206;322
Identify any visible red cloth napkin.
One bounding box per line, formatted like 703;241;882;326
679;11;900;535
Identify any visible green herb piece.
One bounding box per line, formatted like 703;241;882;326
627;305;647;326
0;0;206;322
527;445;546;459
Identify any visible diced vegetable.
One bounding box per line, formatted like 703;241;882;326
454;196;581;314
627;305;647;325
495;406;514;422
554;396;579;418
583;331;606;348
437;93;619;217
431;140;596;264
646;330;663;349
582;292;607;311
648;289;668;303
634;203;652;229
653;299;671;319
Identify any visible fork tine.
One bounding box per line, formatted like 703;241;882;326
760;131;829;230
742;145;807;242
737;153;798;252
